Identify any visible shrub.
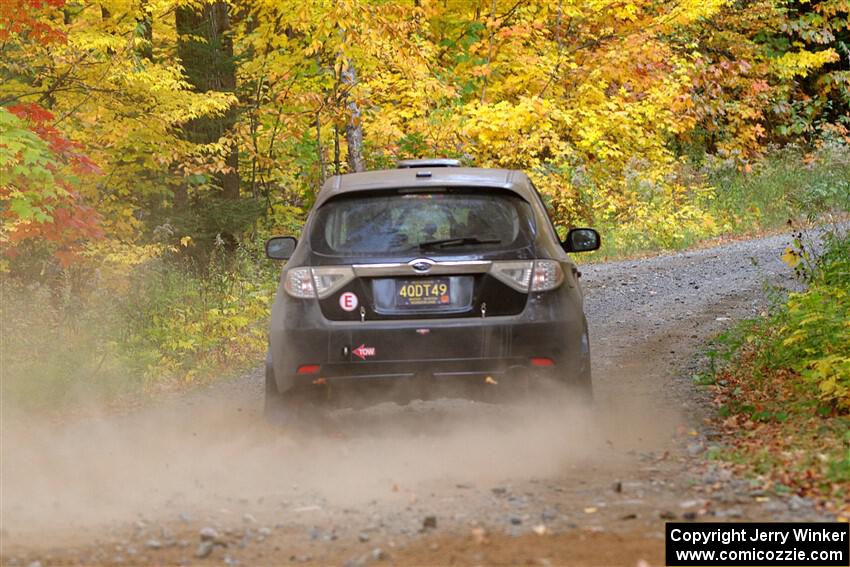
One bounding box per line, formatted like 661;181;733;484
1;239;280;412
121;243;278;382
705;225;850;503
774;229;850;411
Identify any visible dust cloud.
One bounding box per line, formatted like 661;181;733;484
1;374;678;544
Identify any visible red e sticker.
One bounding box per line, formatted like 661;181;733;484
339;291;359;312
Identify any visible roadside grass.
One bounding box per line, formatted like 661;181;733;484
700;227;850;513
1;244;277;414
584;141;850;260
706;143;850;232
1;284;147;412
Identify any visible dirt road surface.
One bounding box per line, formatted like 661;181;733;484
1;233;832;566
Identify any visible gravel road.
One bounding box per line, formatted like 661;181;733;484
1;232;832;567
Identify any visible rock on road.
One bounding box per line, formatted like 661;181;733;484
0;232;831;567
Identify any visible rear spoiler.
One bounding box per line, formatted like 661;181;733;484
396;158;461;169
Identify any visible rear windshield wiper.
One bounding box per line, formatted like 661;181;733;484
418;236;502;249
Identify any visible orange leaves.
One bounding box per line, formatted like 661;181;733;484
7;103;101;176
0;0;67;44
2;102;103;266
7;196;105;265
7;102;53;123
750;80;771;95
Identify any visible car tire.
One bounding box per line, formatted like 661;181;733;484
264;357;312;426
264;360;290;423
566;364;593;406
567;329;594;405
264;357;330;428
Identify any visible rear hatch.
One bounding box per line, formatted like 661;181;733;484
307;189;537;321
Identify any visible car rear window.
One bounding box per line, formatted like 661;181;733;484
310;191;536;255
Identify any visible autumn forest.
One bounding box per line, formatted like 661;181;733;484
2;0;850;538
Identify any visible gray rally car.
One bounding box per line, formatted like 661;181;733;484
264;160;600;417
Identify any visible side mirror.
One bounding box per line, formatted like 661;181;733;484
562;228;600;253
266;236;297;260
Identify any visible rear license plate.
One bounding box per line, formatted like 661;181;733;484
396;278;451;307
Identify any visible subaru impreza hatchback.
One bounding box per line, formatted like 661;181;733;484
264;160;600;417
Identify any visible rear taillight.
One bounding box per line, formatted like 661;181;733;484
530;260;564;291
491;261;534;292
491;260;564;293
284;267;315;298
284;266;355;299
312;266;355;298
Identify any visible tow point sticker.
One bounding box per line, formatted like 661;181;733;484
352;344;376;360
339;291;359;312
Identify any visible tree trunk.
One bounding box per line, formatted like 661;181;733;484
176;1;239;199
315;111;326;182
136;0;153;61
101;5;116;55
342;62;366;173
480;0;497;103
334;125;341;175
221;142;239;200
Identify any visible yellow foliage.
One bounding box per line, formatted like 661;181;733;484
782;247;802;268
772;50;840;80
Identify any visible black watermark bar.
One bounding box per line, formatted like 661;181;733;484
666;522;849;566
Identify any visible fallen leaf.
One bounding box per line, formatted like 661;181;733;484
471;527;488;544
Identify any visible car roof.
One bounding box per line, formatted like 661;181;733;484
315;167;534;207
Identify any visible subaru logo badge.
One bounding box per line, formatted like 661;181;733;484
410;259;434;273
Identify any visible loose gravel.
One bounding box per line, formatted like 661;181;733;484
2;232;833;567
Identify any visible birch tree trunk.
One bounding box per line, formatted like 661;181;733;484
342;62;366;173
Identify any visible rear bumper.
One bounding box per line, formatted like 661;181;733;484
308;356;534;381
269;292;589;394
